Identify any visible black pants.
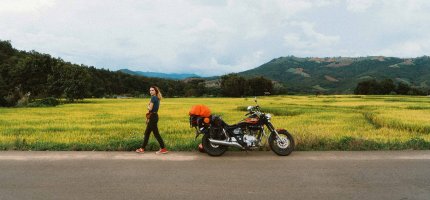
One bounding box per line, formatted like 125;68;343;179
142;113;165;149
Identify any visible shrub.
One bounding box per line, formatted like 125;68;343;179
0;97;9;107
27;97;60;107
16;95;30;107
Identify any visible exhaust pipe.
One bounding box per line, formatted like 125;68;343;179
209;139;243;149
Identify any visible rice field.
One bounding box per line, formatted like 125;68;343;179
0;95;429;151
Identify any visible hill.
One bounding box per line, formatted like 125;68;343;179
0;40;193;106
2;39;429;98
238;56;430;94
119;69;200;80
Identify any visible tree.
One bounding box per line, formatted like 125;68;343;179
63;66;90;102
0;72;6;97
246;76;273;96
0;40;14;62
164;80;185;97
221;74;246;97
354;80;381;94
184;79;205;97
396;82;411;95
0;75;8;106
380;79;395;94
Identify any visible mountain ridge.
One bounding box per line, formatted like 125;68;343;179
118;69;200;80
237;56;430;93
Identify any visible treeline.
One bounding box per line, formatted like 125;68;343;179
354;79;428;95
220;74;275;97
0;40;275;107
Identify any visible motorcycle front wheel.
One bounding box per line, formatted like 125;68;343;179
269;129;295;156
202;133;227;156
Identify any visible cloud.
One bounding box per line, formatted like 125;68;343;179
0;0;55;13
283;21;340;55
361;0;430;57
377;40;429;57
346;0;375;12
0;0;429;76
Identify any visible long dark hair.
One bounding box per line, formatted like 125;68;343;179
150;86;163;100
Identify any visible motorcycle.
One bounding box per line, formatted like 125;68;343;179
189;98;295;156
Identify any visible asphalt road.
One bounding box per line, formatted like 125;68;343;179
1;151;430;200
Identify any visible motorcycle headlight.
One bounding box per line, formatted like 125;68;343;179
247;106;253;112
266;113;272;120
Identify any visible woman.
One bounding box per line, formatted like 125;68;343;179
136;86;168;154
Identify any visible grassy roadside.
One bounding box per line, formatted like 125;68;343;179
1;95;429;151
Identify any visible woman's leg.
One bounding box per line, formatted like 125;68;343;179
141;124;152;149
152;124;165;149
151;114;165;148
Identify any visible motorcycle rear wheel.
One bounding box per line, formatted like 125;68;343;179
202;133;227;156
269;129;295;156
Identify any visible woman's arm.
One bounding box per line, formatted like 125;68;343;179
147;102;154;111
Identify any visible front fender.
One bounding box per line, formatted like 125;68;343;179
276;128;286;132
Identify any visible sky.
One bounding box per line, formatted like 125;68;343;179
1;0;430;76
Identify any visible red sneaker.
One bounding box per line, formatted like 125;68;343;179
135;148;145;153
156;148;168;154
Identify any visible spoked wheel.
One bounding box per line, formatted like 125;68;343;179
202;133;227;156
269;129;295;156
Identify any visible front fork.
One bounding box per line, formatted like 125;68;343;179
266;122;281;138
258;122;277;145
266;122;288;145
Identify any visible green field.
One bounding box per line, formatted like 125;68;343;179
1;95;430;151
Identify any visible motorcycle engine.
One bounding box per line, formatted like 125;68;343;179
233;128;242;135
243;135;257;147
232;128;244;144
233;128;258;147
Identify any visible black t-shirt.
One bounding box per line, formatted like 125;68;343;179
151;96;159;112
